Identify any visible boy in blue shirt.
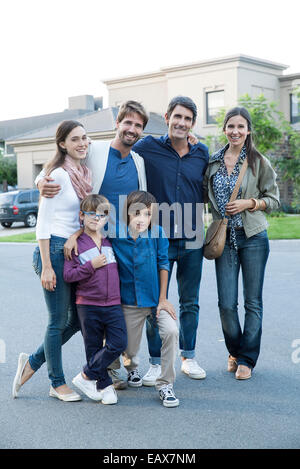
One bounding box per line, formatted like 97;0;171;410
111;191;179;407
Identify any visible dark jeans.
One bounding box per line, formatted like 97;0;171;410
77;304;127;390
215;229;270;369
146;238;204;361
30;236;80;388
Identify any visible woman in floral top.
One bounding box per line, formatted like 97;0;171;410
203;107;280;380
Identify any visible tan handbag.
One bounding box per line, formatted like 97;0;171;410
203;159;248;260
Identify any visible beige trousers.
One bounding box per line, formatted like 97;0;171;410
121;305;179;389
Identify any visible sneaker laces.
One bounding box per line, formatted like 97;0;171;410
128;369;141;380
186;359;202;372
160;384;176;399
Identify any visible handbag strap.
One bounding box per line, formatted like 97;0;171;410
229;158;248;203
225;158;248;216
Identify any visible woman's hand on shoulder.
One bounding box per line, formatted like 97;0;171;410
188;132;198;146
41;266;56;291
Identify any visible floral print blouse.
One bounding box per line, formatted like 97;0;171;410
212;144;247;249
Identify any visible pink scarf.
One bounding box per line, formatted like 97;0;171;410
62;155;92;200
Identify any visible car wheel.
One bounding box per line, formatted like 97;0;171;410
1;222;13;228
24;213;37;227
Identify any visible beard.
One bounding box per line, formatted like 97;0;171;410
118;130;140;147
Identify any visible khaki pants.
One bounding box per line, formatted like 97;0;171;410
121;305;178;389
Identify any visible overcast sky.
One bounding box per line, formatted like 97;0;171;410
0;0;299;121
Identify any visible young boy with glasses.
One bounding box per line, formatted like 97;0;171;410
63;194;127;405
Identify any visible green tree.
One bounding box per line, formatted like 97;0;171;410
276;88;300;209
0;149;17;187
212;94;287;154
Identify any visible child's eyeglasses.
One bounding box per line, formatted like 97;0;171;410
82;211;108;221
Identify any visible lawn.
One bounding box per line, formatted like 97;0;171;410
0;232;37;243
266;215;300;240
0;215;299;242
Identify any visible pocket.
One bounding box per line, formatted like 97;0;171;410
32;246;41;276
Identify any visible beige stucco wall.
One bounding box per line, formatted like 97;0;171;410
236;63;283;119
107;74;168;115
105;57;287;139
14;142;56;188
163;62;239;137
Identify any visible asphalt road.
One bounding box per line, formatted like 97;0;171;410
0;241;299;449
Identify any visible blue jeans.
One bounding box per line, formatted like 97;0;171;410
30;236;80;388
146;238;204;361
215;229;269;369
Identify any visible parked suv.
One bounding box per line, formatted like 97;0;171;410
0;189;39;228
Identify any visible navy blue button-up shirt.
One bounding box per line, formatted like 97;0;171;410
133;135;209;239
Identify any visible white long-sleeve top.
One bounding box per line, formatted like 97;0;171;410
36;167;81;240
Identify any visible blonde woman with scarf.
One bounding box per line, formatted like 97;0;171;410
12;120;92;401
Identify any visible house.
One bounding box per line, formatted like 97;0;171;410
103;54;300;136
5;54;300;205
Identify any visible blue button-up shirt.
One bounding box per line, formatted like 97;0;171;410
110;225;169;307
133;135;209;239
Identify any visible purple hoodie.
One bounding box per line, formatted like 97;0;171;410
63;232;121;307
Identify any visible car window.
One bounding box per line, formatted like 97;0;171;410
32;190;40;203
17;192;31;204
0;193;15;204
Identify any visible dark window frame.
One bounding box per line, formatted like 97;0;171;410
290;93;300;124
206;90;225;125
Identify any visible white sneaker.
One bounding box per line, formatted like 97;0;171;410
181;359;206;379
99;385;118;405
158;384;179;408
142;364;162;387
72;372;102;401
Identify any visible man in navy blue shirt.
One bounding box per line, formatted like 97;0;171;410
133;96;209;384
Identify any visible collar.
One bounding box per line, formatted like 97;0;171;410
161;133;193;152
109;146;132;161
210;144;247;163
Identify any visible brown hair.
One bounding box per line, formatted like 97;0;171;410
117;101;149;129
44;120;85;176
124;190;157;228
80;194;110;215
223;107;263;175
166;96;197;124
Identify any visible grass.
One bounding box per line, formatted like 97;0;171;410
266;214;300;240
0;232;37;243
0;215;299;242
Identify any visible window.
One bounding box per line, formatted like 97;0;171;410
206;90;224;124
17;192;31;204
290;93;300;124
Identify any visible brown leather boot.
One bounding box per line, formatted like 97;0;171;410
235;365;252;380
227;355;238;372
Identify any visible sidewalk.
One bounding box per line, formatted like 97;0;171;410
0;223;35;237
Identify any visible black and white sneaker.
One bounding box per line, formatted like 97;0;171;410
127;369;142;387
158;384;179;408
